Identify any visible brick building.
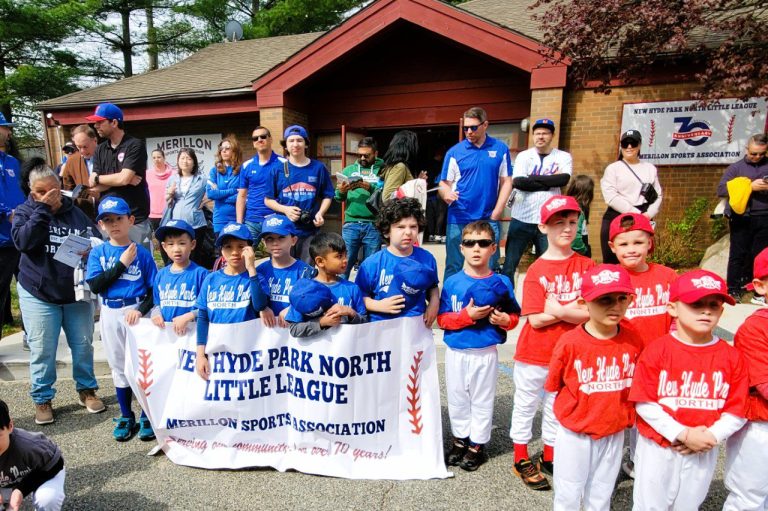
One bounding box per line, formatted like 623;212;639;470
38;0;751;260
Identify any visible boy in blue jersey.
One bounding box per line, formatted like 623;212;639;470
438;220;520;471
150;220;209;335
285;232;367;337
195;223;268;380
356;198;439;325
86;197;157;442
255;214;313;328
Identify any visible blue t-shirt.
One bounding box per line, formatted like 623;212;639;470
256;259;313;314
239;152;284;223
356;247;439;322
0;152;24;248
439;271;519;349
285;278;367;322
207;165;240;232
86;242;157;300
196;270;259;324
440;136;510;224
267;159;334;237
153;262;209;322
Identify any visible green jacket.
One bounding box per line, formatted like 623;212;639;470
334;158;384;223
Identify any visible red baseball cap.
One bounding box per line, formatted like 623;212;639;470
581;264;635;301
540;195;581;224
609;213;654;241
746;247;768;290
670;269;735;305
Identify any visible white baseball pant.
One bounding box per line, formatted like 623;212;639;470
632;434;718;511
724;421;768;511
99;303;139;388
553;426;623;511
31;466;66;511
444;346;498;444
509;361;558;446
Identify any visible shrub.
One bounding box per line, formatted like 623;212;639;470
651;197;714;269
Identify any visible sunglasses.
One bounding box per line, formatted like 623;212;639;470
252;134;269;141
219;145;232;151
621;140;639;149
463;124;483;133
461;239;494;248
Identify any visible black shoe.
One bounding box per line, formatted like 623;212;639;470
536;453;554;477
459;444;488;472
445;437;469;466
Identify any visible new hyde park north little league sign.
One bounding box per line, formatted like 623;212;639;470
621;98;768;165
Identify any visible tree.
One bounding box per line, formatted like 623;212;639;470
531;0;768;100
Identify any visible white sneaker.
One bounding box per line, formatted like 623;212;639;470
751;296;766;306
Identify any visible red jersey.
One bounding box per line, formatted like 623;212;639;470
515;253;595;366
629;334;749;448
545;322;643;439
624;263;677;347
733;308;768;422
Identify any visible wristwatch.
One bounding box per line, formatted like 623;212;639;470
93;173;100;185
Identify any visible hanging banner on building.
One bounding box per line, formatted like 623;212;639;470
124;317;451;480
146;134;222;173
620;98;768;165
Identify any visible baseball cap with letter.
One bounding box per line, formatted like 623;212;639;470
96;197;131;221
289;279;335;319
620;130;642;144
86;103;124;123
532;118;556;133
155;219;195;242
466;275;521;313
581;264;635;301
670;269;735;305
384;258;437;311
283;125;309;140
215;223;253;247
259;214;296;241
609;213;655;241
0;113;16;127
540;195;581;224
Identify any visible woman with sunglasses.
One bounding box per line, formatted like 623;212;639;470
599;129;662;264
206;135;243;237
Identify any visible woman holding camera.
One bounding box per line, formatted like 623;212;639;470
599;129;662;263
265;125;334;264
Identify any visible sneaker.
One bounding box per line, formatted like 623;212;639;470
138;416;155;441
751;296;766;306
34;402;54;425
78;390;106;414
428;235;436;242
21;334;30;352
459;444;488;471
513;458;551;491
622;460;635;479
536;453;554;477
113;416;138;442
445;437;469;466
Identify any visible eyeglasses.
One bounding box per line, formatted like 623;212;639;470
620;140;639;149
463;124;483;133
461;239;494;248
252;134;269;141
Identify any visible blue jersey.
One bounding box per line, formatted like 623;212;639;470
86;242;157;300
0;152;24;248
440;136;510;224
239;152;283;223
439;271;519;349
153;262;209;322
207;165;239;232
285;278;367;322
196;270;259;324
256;259;313;313
267;159;334;237
356;247;438;322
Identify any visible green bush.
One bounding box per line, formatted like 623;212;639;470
651;197;713;269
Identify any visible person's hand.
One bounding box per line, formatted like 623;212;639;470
151;315;165;328
3;488;24;511
379;295;405;314
465;298;493;320
423;301;439;328
77;246;92;259
119;242;137;267
320;309;343;328
327;303;355;318
88;173;98;188
544;296;564;318
196;352;210;380
37;187;62;211
242;246;257;272
172;314;193;335
284;206;301;222
166;183;177;200
751;179;768;192
87;187;100;201
277;308;289;327
313;212;325;227
489;309;512;328
208;182;218;190
125;309;142;326
443;190;459;205
260;307;277;328
677;426;718;453
129;175;142;186
418;170;428;180
338;181;350;193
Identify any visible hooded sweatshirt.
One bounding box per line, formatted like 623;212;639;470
146;162;174;219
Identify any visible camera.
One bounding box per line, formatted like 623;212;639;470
298;209;314;227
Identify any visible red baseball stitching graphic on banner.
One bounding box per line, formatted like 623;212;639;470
727;115;736;143
649;119;656;146
407;350;423;435
137;348;154;396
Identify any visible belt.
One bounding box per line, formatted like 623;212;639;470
102;296;142;309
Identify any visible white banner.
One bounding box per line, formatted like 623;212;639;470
125;317;451;480
146;134;222;173
620;98;768;165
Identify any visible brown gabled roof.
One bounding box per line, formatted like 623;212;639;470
38;32;322;109
459;0;544;41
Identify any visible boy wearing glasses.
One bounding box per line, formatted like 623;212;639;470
438;221;520;471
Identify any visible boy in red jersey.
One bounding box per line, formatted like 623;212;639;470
629;270;748;510
546;264;643;510
510;195;595;491
724;247;768;510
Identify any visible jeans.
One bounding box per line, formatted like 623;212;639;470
444;220;500;281
502;218;548;281
342;222;382;279
18;283;97;404
245;220;263;244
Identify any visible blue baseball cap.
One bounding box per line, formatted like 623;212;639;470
155;219;195;242
384;258;437;310
0;113;16;127
532;118;556;133
259;214;296;240
289;279;335;319
466;275;521;313
215;223;253;247
283;125;309;140
86;103;124;123
96;197;131;221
